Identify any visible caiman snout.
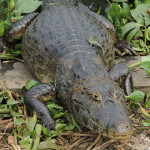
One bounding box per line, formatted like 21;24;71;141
117;121;132;134
105;120;133;139
72;83;133;139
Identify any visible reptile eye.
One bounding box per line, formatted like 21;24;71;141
90;92;102;103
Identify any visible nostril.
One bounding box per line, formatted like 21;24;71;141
117;121;132;134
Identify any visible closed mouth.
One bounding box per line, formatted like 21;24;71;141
101;128;133;140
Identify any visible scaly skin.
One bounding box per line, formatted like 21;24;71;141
21;0;133;139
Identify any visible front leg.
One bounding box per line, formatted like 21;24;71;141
25;84;56;130
0;12;39;52
4;12;39;43
109;63;133;96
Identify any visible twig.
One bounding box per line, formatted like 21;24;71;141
93;138;103;149
87;134;101;150
0;82;21;112
0;133;10;136
0;122;12;142
68;137;87;150
93;139;116;150
11;91;20;101
61;132;97;137
0;119;12;125
0;82;15;101
120;140;136;150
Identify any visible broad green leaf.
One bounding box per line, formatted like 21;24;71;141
132;47;143;52
121;3;130;18
25;78;39;90
131;4;150;21
125;91;145;103
14;9;22;20
140;61;150;75
64;124;75;130
145;101;150;110
144;17;150;27
142;120;150;127
15;0;42;14
27;117;37;131
15;118;25;126
7;98;20;105
46;101;63;110
87;36;103;49
122;22;142;38
134;0;141;7
0;97;3;103
38;141;63;150
141;55;150;63
8;0;15;11
14;44;21;51
140;40;147;48
135;29;143;38
65;113;74;124
23;129;30;138
0;20;4;36
20;137;33;149
42;126;49;135
0;0;4;5
144;0;150;4
4;16;13;27
126;27;140;42
56;124;67;131
140;55;150;75
20;95;24;103
107;3;122;23
53;112;66;119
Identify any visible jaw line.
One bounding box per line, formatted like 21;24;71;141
101;128;133;140
90;116;133;140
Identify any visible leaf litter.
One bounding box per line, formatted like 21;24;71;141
0;82;150;150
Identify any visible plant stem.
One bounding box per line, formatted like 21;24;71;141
32;124;42;150
128;61;140;69
0;109;10;113
107;0;111;6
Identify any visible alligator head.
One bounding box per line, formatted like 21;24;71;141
71;82;133;139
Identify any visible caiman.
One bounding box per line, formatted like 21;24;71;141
2;0;135;139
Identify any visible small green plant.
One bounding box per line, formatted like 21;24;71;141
0;44;23;61
107;0;150;53
0;0;42;36
126;91;150;127
0;79;81;149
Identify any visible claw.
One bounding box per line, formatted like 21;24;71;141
45;123;56;134
42;115;56;131
125;74;133;96
115;41;137;56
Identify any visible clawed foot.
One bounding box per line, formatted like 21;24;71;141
42;116;56;131
45;122;56;132
109;63;133;96
115;41;137;56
